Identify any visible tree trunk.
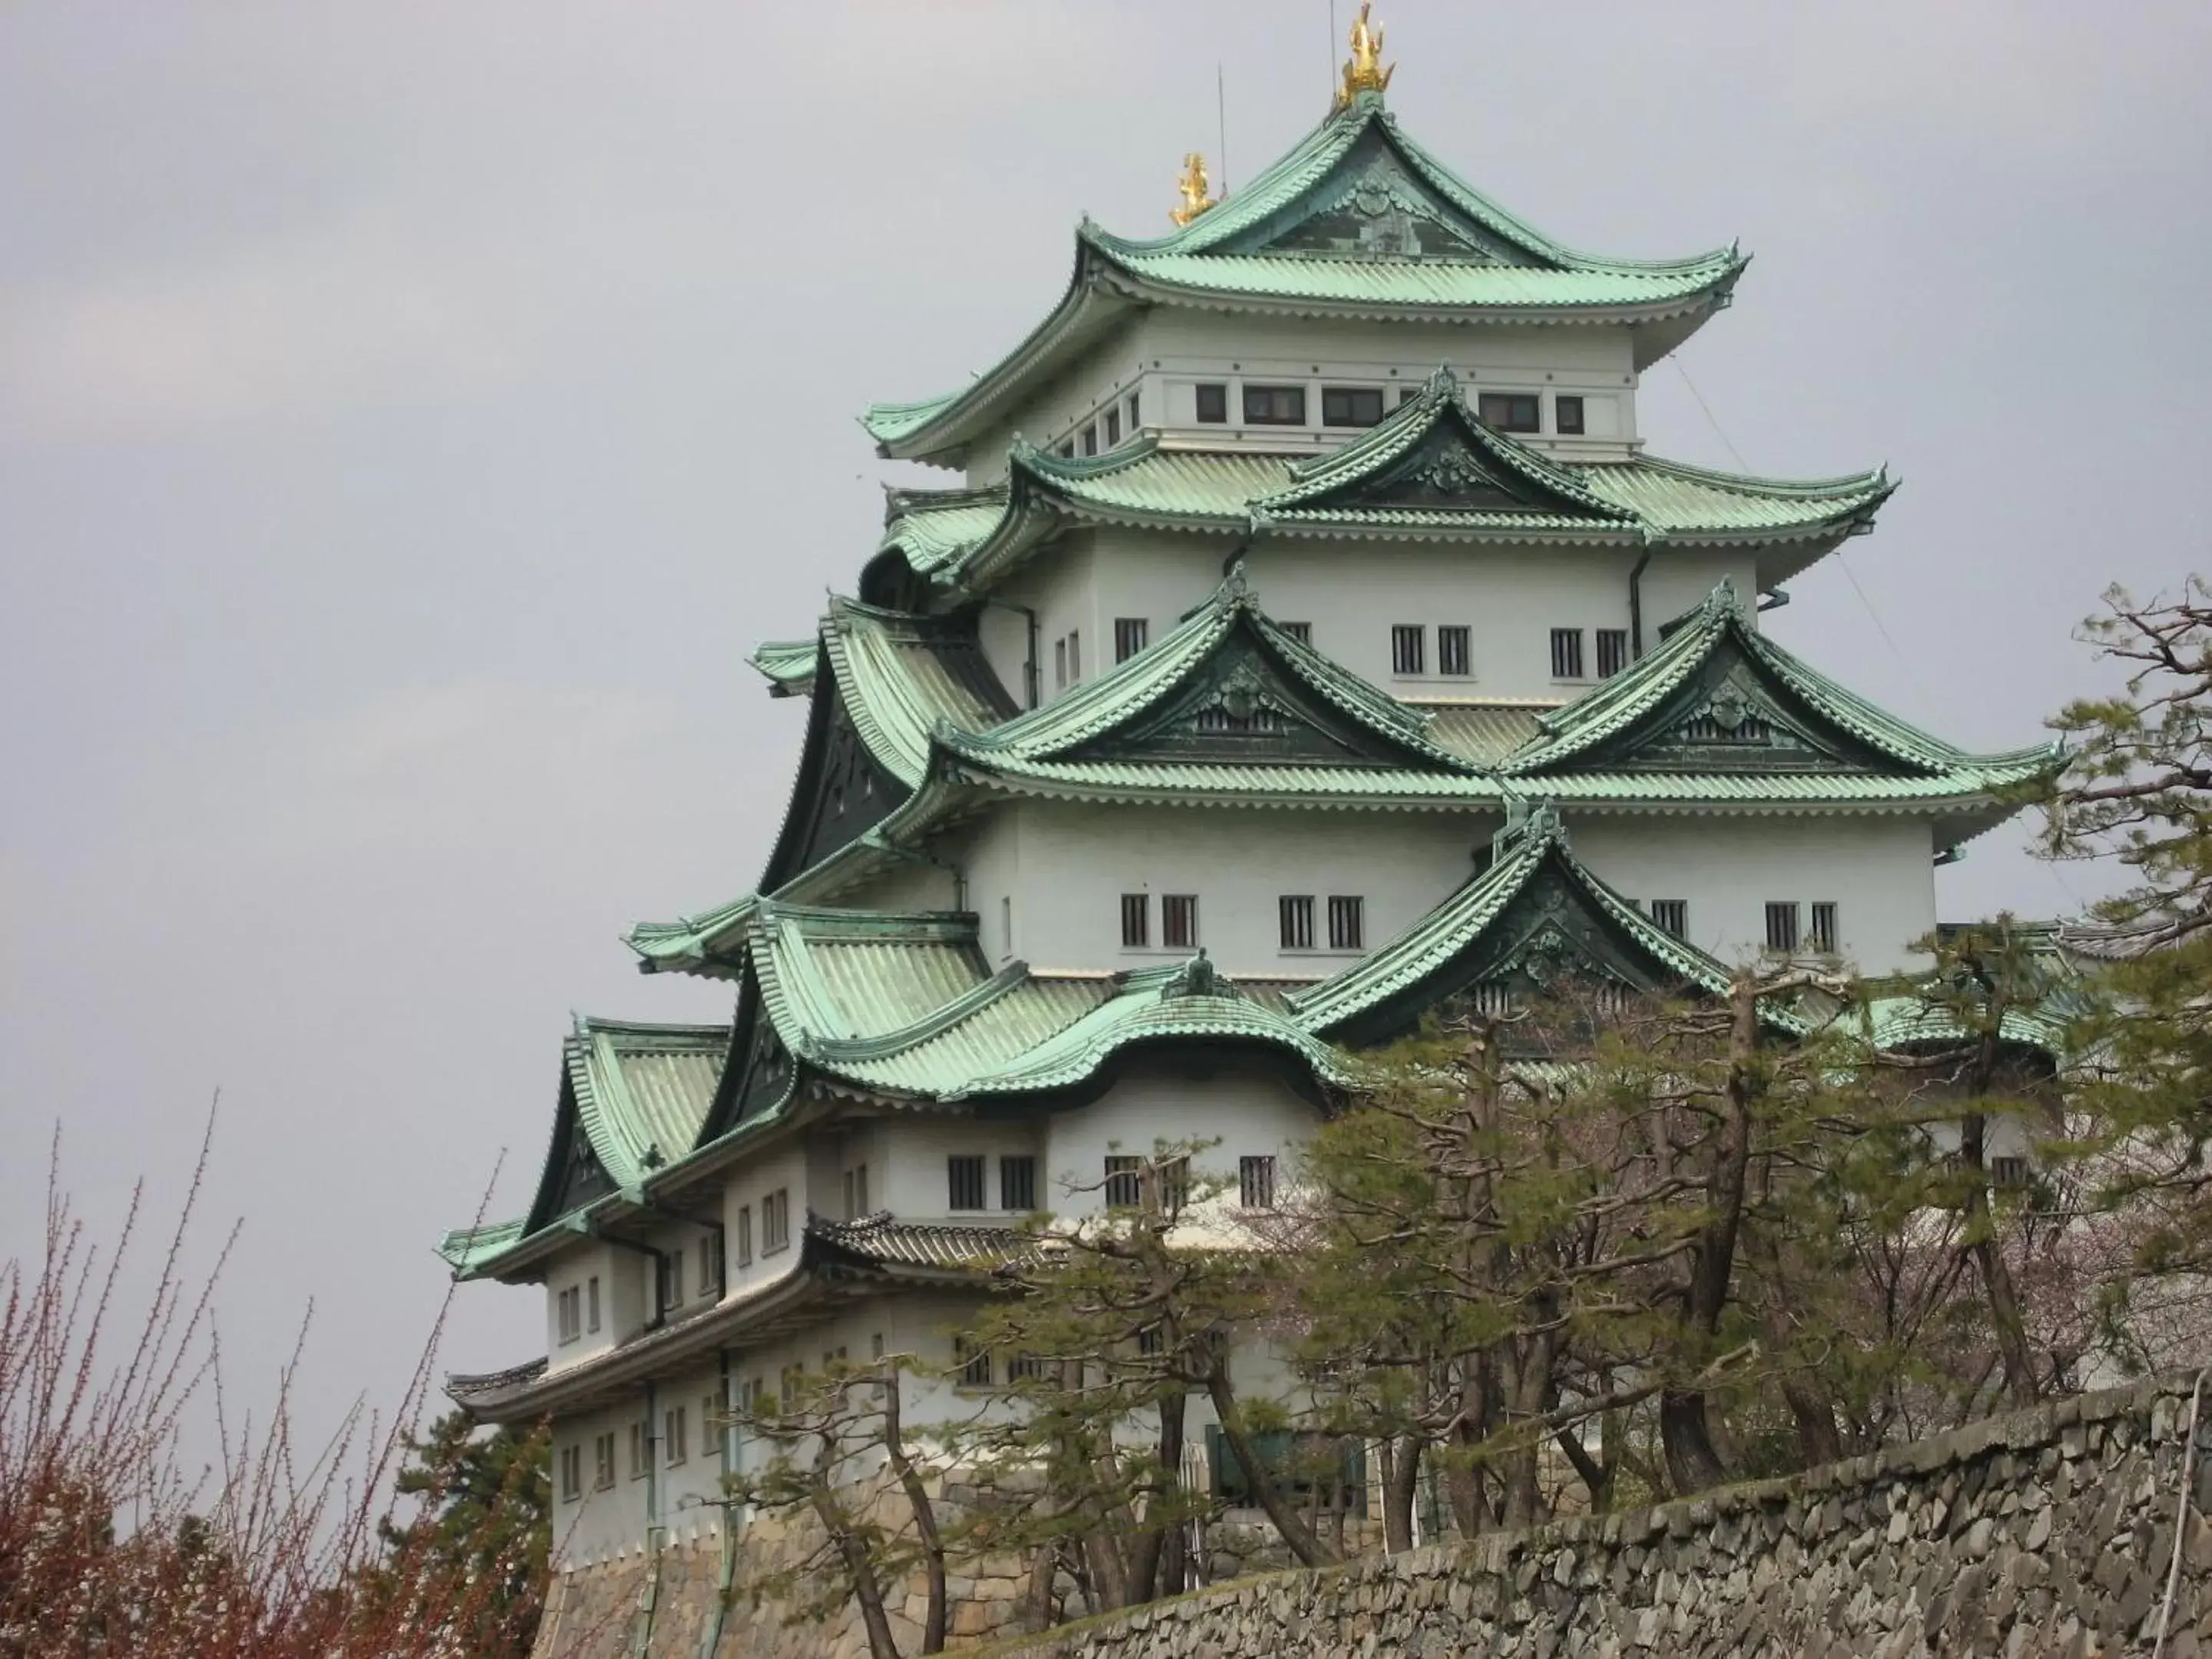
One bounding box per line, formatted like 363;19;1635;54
1203;1369;1336;1567
811;1486;901;1659
1126;1387;1186;1604
876;1368;946;1654
1657;1392;1728;1495
1959;1108;2038;1408
1501;1320;1556;1530
1743;1227;1845;1469
1377;1435;1422;1552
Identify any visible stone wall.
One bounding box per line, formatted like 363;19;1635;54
995;1376;2212;1659
532;1376;2211;1658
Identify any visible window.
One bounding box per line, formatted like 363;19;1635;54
1068;630;1081;683
559;1444;582;1502
843;1165;871;1220
1398;384;1421;406
1327;896;1365;951
1648;899;1688;940
1243;384;1306;425
1104;1155;1143;1209
948;1155;987;1212
1279;621;1313;645
1809;902;1839;955
1391;624;1426;676
1104;407;1121;445
1321;386;1386;427
1120;892;1150;948
629;1420;649;1479
1000;896;1012;959
1001;1154;1037;1212
1136;1326;1164;1357
762;1188;790;1255
870;1333;885;1360
1195;382;1228;423
657;1250;684;1313
1991;1156;2032;1189
1006;1353;1046;1382
556;1285;581;1344
1081;423;1098;457
1279;895;1316;951
1057;440;1075;459
1550;628;1586;680
698;1235;723;1299
734;1204;753;1268
664;1406;687;1466
1240;1154;1277;1210
1054;637;1068;691
1596;629;1629;679
954;1338;992;1389
1162;894;1199;949
780;1366;800;1410
593;1432;616;1491
587;1275;601;1333
704;1391;724;1459
1114;618;1149;662
1555;395;1586;435
1765;902;1801;953
1438;625;1471;677
1126;392;1140;428
1478;391;1541;433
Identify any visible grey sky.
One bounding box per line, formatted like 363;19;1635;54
5;1;2208;1452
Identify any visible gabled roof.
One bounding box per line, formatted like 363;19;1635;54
820;597;1018;786
1502;581;2064;786
1289;806;1748;1045
865;100;1744;467
749;638;820;697
939;568;1474;779
870;424;1893;601
512;1018;727;1239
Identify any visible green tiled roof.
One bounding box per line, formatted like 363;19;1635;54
435;1217;527;1273
1503;581;2061;783
1288;807;1741;1038
822;598;1015;786
940;568;1471;775
749;638;820;695
875;421;1891;600
561;1017;725;1193
863;101;1743;466
628;892;758;975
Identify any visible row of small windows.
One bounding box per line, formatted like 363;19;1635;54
1120;891;1201;949
1277;894;1365;952
730;1187;791;1273
945;1153;1038;1213
1634;899;1839;955
1101;1154;1277;1212
1387;624;1629;681
1120;892;1364;952
1059;392;1143;459
1192;381;1588;435
558;1227;729;1343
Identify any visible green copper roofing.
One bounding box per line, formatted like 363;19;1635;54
435;1217;526;1273
750;638;820;696
941;567;1472;776
864;101;1743;465
1503;581;2064;783
628;892;758;975
560;1017;725;1195
822;597;1016;786
1289;806;1743;1039
875;423;1892;601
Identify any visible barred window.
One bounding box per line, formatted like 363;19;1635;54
762;1187;790;1254
1081;422;1098;457
1391;625;1426;676
586;1275;601;1333
1990;1156;2032;1188
1327;896;1364;951
593;1432;616;1491
1279;895;1316;950
1068;630;1081;683
1438;625;1471;677
1104;1155;1142;1209
664;1406;688;1466
1104;408;1121;445
1278;621;1313;645
1550;628;1585;680
657;1251;684;1313
1555;395;1586;435
955;1338;992;1389
1810;902;1839;955
1054;637;1068;691
947;1154;987;1212
1121;892;1150;948
698;1234;723;1298
1647;899;1688;940
1125;392;1140;429
1243;384;1306;425
734;1204;753;1267
1000;1155;1038;1212
1162;894;1199;949
1194;382;1227;423
560;1445;582;1502
1765;902;1801;953
629;1420;649;1479
1596;629;1629;679
1240;1154;1277;1210
556;1286;581;1343
1006;1353;1047;1382
1114;618;1149;662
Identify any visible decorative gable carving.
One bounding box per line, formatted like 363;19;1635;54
1227;129;1535;265
1578;651;1895;776
547;1118;616;1217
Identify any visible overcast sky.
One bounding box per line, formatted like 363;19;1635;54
5;1;2209;1460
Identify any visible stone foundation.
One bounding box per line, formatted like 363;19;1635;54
533;1376;2212;1657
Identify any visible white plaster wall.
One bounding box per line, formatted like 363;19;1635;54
721;1143;810;1294
863;1114;1047;1222
1041;1061;1322;1219
994;799;1485;977
967;311;1645;485
550;1399;648;1565
1567;813;1939;975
